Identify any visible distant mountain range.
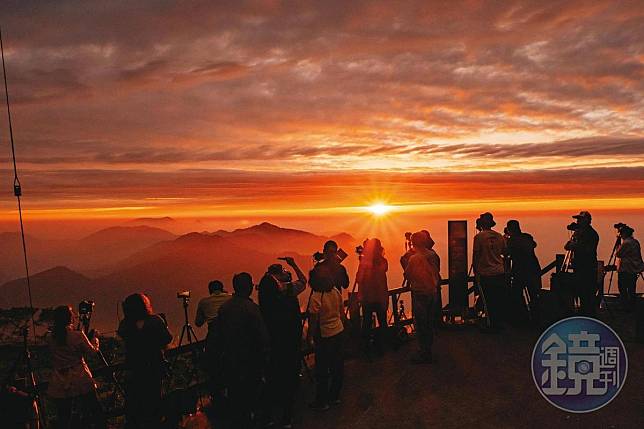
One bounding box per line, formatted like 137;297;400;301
0;226;177;282
0;222;355;335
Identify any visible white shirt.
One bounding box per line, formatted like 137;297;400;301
474;229;507;276
309;288;344;338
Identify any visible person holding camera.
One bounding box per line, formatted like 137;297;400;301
564;211;600;316
117;293;173;429
505;220;542;321
356;238;389;356
616;225;644;311
218;272;270;429
258;257;307;428
47;305;106;429
309;240;350;292
473;212;507;331
404;231;441;364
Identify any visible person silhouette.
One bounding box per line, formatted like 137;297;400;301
117;293;172;429
218;273;269;429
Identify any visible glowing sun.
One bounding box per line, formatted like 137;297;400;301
367;203;392;216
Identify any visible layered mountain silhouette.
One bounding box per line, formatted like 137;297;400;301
0;226;177;282
0;222;355;335
0;266;92;309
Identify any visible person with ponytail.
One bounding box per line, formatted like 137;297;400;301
47;305;106;428
117;293;172;429
356;238;389;356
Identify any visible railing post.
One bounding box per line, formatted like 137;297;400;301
555;253;565;273
392;292;400;326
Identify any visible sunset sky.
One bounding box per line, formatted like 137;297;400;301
0;1;643;220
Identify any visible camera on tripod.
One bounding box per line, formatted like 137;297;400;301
177;291;191;299
566;221;579;231
355;245;364;256
78;300;95;324
78;299;95;316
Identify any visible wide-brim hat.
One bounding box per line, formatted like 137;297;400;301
268;264;284;275
477;212;496;228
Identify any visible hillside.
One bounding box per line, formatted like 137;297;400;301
0;223;357;334
0;226;177;279
0;266;92;309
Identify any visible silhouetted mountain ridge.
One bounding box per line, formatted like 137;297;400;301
0;222;357;333
0;266;92;309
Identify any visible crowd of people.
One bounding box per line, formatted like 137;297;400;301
41;212;643;429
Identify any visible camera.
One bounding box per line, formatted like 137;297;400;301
355;245;364;255
566;222;579;231
614;222;630;233
78;300;95;316
177;291;191;299
313;251;324;262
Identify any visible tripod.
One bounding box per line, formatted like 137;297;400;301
469;264;491;330
344;251;363;318
6;325;46;429
606;235;621;295
78;316;125;398
177;296;199;349
172;295;201;382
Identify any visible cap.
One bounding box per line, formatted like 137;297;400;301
268;264;284;275
410;231;428;248
421;230;435;249
572;211;592;221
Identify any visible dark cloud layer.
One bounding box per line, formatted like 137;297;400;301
0;1;642;213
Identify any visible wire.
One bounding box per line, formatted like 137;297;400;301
0;27;37;340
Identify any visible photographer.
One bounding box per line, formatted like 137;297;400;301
356;238;389;356
309;240;349;292
47;305;106;429
473;212;507;331
195;280;231;404
616;225;644;311
218;272;270;429
404;231;441;364
564;211;600;316
195;280;231;330
505;220;542;321
258;257;306;428
308;263;345;411
117;293;173;429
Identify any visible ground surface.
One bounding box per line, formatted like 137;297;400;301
287;312;644;429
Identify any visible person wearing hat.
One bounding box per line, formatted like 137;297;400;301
565;211;600;316
616;225;644;311
473;212;507;330
257;257;306;428
404;231;441;363
505;220;542;322
309;240;350;292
